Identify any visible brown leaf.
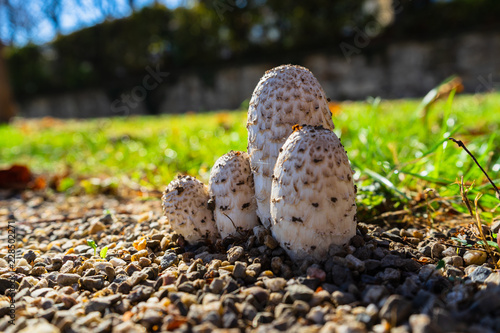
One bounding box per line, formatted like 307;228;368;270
0;164;32;190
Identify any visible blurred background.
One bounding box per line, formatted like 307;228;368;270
1;0;499;122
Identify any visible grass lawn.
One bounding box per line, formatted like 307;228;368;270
1;92;499;220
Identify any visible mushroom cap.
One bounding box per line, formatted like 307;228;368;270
209;151;260;238
247;64;335;228
162;175;219;243
270;125;357;261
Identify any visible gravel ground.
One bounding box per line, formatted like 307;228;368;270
1;191;499;333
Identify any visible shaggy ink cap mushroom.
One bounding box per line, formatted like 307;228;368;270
209;151;260;238
162;175;219;243
270;125;357;261
247;64;335;228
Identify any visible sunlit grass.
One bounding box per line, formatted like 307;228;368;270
0;92;499;214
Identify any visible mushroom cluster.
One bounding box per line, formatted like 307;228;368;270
162;64;357;261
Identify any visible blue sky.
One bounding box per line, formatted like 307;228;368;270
0;0;182;46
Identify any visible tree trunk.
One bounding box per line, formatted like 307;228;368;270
0;43;17;123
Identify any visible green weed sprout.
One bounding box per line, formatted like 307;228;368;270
100;246;109;259
87;239;109;259
87;239;97;256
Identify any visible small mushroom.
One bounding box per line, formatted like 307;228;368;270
247;64;335;228
162;175;219;243
209;151;260;238
270;125;357;261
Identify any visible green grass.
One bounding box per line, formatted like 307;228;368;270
1;92;499;217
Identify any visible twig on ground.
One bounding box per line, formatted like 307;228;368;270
473;193;493;256
449;137;500;201
459;177;496;263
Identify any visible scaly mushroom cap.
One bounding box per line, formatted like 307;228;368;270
209;151;259;238
162;175;219;243
270;125;357;261
247;64;335;228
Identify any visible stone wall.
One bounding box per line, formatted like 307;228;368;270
19;32;500;118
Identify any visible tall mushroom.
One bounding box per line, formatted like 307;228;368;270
247;64;334;228
162;175;219;243
209;151;259;238
270;125;357;261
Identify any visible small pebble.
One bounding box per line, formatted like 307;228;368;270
379;295;412;325
463;250;487;266
57;273;80;286
89;220;106;234
286;284;314;302
469;266;492;283
227;246;244;264
263;278;286;292
110;258;127;267
233;261;247;279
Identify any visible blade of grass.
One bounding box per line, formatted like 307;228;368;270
362;168;409;201
433;89;456;178
422;126;461;159
396;170;452;185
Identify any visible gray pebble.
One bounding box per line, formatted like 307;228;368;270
362;285;389;304
443;255;463;267
56;273;80;286
285;284;314;302
227;246;244;264
445;265;464;279
85;294;121;314
125;262;142;276
345;254;365;272
275;303;294;318
128;285;154;303
30;287;53;298
80;276;105;291
247;263;262;277
253;226;269;244
233;261;246;279
378;267;401;282
22;250;37;264
331;264;353;286
128;271;148;287
441;247;457;257
328;244;347;257
210;278;224;294
252;312;274;326
264;235;279;249
160;252;178;269
490;221;500;234
431;243;446;258
418;245;432;257
263;278;286;292
59;261;74;274
332;290;356;305
271;257;282;274
470;266;492;283
410;314;439;333
379;295;412;324
485;272;500;285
